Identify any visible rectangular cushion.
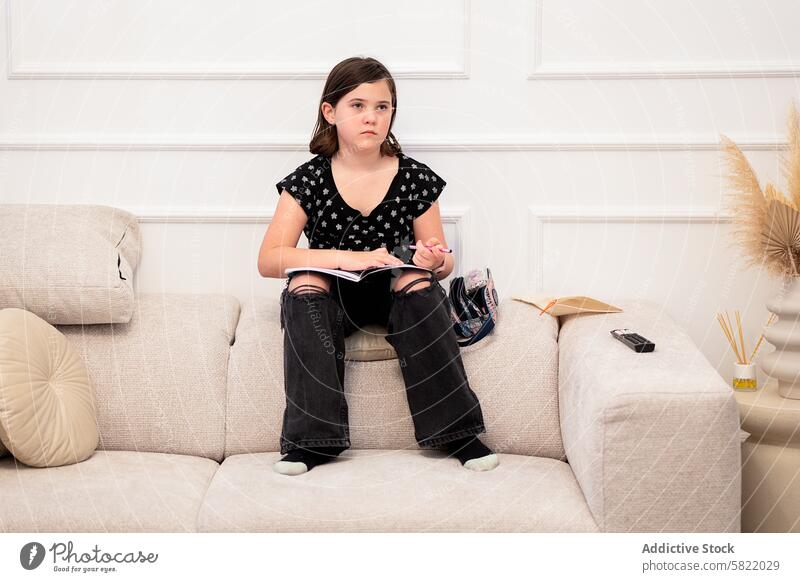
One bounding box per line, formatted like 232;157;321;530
225;296;563;458
198;450;598;532
57;293;240;462
0;204;141;324
0;451;218;532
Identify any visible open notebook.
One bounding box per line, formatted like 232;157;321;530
512;293;623;317
285;263;433;283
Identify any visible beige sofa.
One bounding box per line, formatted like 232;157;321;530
0;204;742;532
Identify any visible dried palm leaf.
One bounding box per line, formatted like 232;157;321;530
763;194;800;278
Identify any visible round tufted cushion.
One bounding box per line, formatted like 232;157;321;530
344;324;398;361
0;308;99;467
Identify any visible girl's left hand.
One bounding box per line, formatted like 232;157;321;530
411;237;446;271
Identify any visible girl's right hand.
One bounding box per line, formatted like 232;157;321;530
337;248;405;271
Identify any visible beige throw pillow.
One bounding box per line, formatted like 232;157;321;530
345;324;397;361
0;308;99;467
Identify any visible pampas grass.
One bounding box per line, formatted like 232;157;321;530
721;100;800;279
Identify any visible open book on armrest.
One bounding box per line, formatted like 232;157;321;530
285;263;433;283
512;293;623;317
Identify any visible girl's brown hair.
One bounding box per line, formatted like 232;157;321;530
310;56;402;158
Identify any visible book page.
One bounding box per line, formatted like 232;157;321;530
285;263;431;282
284;267;359;282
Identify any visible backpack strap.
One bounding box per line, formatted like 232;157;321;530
455;316;495;347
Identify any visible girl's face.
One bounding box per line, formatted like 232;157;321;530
323;80;394;154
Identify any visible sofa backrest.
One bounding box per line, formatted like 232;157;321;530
225;295;564;459
57;293;240;462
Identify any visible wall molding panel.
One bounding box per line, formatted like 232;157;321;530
527;206;731;290
527;0;800;80
5;0;472;80
129;204;471;274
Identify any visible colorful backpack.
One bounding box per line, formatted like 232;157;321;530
447;267;499;347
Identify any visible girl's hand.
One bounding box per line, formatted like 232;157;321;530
337;248;405;271
411;237;446;271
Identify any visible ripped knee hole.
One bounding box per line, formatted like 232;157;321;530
393;275;436;295
288;283;330;297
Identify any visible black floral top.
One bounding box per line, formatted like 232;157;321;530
275;153;445;263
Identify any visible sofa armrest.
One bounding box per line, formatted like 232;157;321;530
558;300;741;532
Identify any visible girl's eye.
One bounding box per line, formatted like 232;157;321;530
352;103;390;110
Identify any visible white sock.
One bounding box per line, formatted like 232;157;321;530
273;460;309;476
463;453;500;471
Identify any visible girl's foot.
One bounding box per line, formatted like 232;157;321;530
273;446;345;475
442;436;499;471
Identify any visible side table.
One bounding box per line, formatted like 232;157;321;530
735;377;800;532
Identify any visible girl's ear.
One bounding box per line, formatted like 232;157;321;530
321;102;335;125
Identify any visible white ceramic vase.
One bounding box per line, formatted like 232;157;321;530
760;276;800;399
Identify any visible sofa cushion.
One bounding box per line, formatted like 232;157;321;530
225;297;563;458
0;204;141;325
197;450;598;532
0;450;218;532
0;308;99;467
56;293;240;463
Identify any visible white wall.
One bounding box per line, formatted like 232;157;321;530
1;0;799;382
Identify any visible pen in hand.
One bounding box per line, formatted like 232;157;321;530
409;244;453;253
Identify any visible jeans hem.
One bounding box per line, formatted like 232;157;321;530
280;438;351;455
416;425;486;449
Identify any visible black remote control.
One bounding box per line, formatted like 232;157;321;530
610;328;655;353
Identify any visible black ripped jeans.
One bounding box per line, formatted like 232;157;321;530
278;268;486;455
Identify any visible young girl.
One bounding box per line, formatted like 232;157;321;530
258;56;498;476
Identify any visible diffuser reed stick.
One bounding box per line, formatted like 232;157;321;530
749;312;777;363
716;310;776;365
